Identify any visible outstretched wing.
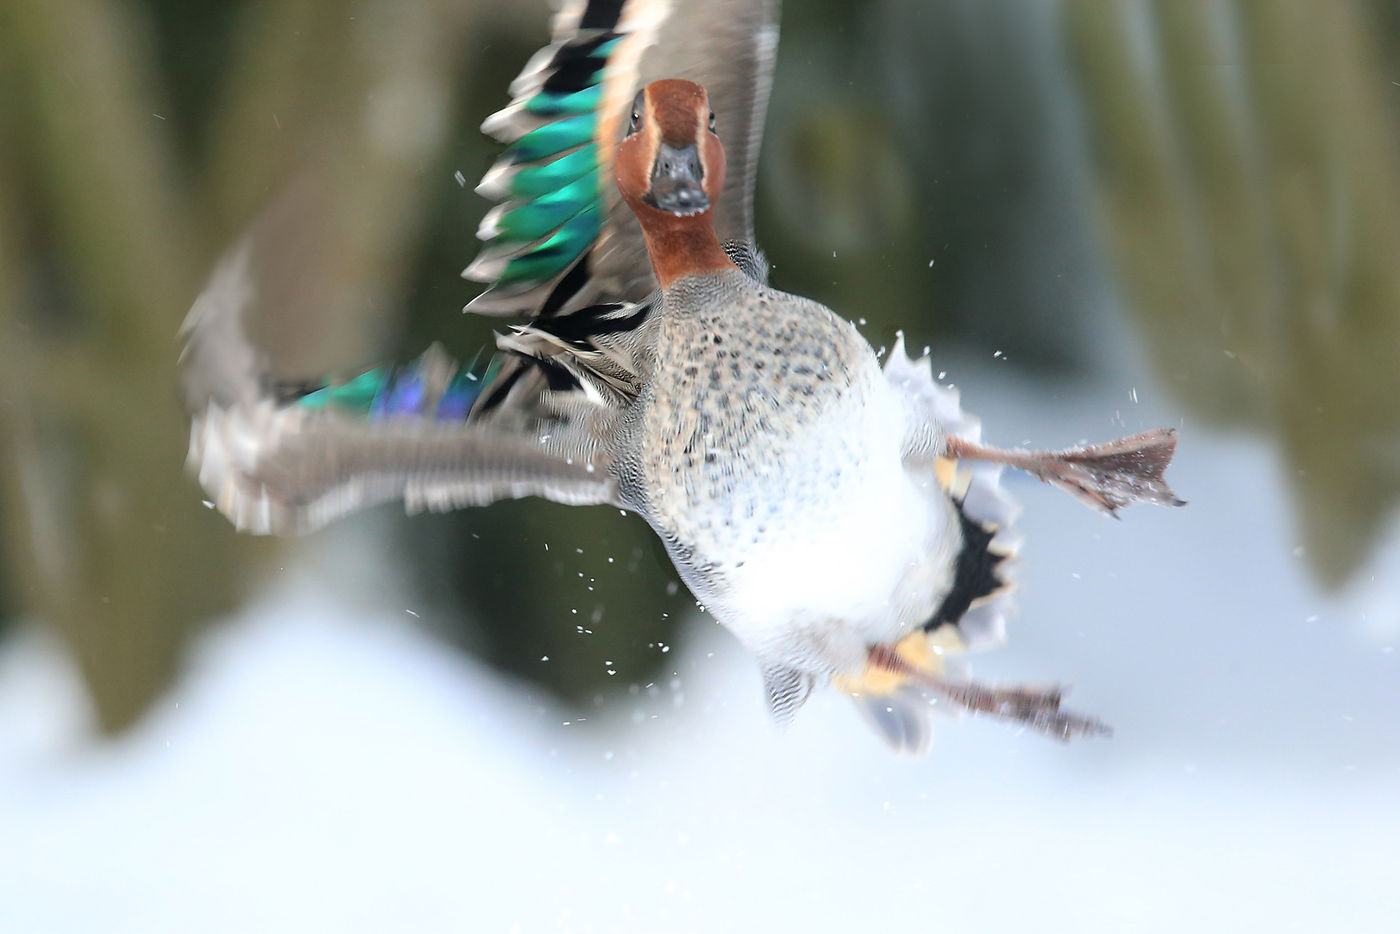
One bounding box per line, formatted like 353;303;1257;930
181;243;618;536
465;0;780;316
181;2;780;535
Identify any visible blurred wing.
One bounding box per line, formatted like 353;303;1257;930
466;0;780;316
181;243;618;536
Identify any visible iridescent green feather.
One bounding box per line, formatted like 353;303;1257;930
495;205;601;289
508;115;596;164
525;85;602;118
296;368;389;413
293;348;500;422
469;32;621;306
507;146;597;201
495;174;597;242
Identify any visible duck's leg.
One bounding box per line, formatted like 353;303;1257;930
930;679;1112;742
867;646;1112;742
944;428;1184;516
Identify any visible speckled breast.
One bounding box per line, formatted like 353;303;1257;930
633;274;959;652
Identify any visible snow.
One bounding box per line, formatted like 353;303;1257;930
2;365;1399;932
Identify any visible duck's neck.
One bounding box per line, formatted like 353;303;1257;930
638;212;738;289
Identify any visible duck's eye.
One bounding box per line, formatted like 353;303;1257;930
708;111;717;133
627;109;641;135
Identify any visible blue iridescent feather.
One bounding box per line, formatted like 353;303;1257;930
292;347;496;422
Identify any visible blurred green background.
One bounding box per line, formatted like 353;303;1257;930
1;0;1397;736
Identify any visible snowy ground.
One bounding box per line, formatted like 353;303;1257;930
2;359;1398;933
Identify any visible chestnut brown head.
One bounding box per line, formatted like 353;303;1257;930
615;79;726;219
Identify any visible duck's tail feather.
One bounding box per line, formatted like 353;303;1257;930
850;686;938;755
884;334;1022;655
834;335;1034;753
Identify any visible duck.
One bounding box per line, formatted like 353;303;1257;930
180;0;1182;753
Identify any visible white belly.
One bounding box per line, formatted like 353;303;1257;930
711;382;959;669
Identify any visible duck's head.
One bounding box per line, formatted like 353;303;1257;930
616;79;726;220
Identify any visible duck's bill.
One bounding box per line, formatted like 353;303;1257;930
644;141;710;216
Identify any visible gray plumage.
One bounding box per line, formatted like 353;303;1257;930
613;270;964;679
182;245;618;537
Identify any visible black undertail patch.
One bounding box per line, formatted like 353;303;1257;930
925;497;1010;632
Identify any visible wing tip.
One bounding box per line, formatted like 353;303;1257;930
188;402;290;536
